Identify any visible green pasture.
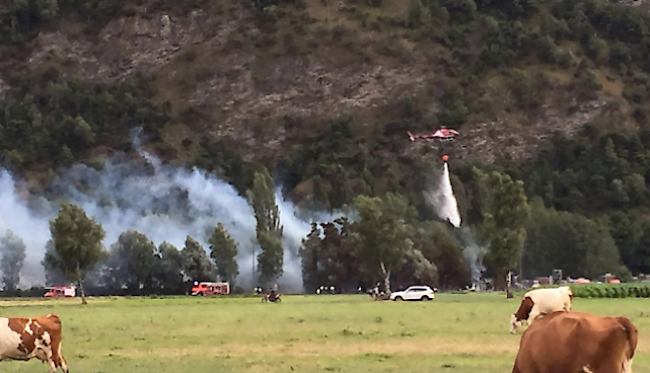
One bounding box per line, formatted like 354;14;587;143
0;293;648;373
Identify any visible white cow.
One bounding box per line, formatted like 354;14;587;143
509;286;573;334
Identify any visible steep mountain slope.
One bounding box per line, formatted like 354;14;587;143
1;0;650;212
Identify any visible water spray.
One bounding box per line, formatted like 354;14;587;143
424;154;461;228
423;154;485;290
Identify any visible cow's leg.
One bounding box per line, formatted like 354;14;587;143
46;349;57;373
57;347;69;373
35;349;57;373
48;358;58;373
50;333;69;372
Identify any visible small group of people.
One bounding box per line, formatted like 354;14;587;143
256;283;281;303
367;282;388;301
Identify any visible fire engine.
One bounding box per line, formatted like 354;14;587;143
191;282;230;296
44;286;76;298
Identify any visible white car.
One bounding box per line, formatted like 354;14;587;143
390;285;435;301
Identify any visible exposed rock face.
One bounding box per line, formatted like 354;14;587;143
10;2;625;166
450;101;611;164
27;11;197;83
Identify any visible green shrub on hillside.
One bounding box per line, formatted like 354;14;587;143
0;69;169;172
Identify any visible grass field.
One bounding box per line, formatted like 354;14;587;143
0;293;648;373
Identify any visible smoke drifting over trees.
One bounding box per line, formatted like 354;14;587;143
209;223;239;285
0;145;341;294
0;128;640;296
0;230;26;292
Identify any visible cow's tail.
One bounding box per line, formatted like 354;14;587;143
616;316;638;373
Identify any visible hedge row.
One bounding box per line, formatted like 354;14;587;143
570;283;650;298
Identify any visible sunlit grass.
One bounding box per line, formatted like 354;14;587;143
0;293;647;372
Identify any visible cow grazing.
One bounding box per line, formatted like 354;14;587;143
512;311;637;373
0;314;68;373
510;286;572;334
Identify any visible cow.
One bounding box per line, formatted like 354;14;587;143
512;311;637;373
510;286;572;334
0;314;68;373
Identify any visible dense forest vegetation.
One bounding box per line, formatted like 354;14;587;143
2;0;650;293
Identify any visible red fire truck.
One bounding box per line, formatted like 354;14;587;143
191;282;230;296
44;286;76;298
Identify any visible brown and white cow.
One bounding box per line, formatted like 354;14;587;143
510;286;572;334
512;311;637;373
0;314;68;373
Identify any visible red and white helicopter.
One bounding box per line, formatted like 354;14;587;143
407;127;459;142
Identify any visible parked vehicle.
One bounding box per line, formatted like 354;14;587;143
44;286;76;298
191;282;230;296
389;285;435;301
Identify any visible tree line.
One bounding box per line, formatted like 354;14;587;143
2;158;637;302
40;202;241;304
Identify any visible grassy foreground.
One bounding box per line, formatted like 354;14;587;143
0;293;648;373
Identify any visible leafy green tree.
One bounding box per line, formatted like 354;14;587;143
631;220;650;275
524;197;629;279
406;0;431;29
42;240;69;286
318;217;356;292
251;166;284;285
105;230;155;294
608;211;641;272
474;168;530;291
72;115;95;148
0;230;26;293
181;236;216;283
415;221;470;289
152;241;185;294
395;248;438;289
299;222;321;293
351;192;416;294
208;223;239;285
45;202;107;304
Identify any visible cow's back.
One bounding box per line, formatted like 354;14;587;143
526;288;570;312
513;311;636;373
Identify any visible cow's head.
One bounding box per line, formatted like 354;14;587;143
510;314;523;334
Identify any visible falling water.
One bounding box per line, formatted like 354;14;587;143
424;159;486;289
424;161;461;228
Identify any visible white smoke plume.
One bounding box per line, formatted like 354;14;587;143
424;161;461;227
455;226;487;289
0;170;51;288
0;132;342;292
